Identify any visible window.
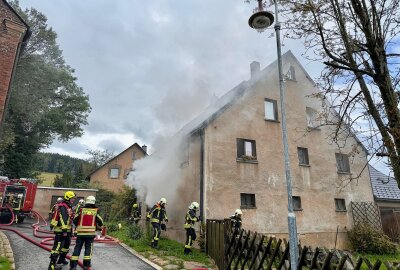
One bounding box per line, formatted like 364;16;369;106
109;168;120;179
237;139;257;161
132;152;136;160
240;193;256;208
286;66;296;81
292;196;302;211
306;107;319;128
264;98;278;121
335;198;346;211
335;153;350;173
297;147;309;165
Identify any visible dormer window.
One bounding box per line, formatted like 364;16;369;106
286;66;296;81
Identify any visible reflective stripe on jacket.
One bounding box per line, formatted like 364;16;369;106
184;209;199;229
74;206;104;236
147;204;167;224
51;202;73;232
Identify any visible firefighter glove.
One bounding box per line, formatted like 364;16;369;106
161;223;167;231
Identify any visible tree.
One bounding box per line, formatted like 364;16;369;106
85;149;114;170
0;2;91;177
251;0;400;186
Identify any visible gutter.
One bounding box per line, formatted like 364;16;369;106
200;128;204;219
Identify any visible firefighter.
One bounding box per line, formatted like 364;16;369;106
147;197;168;248
74;199;85;216
130;203;141;224
230;209;243;234
48;191;76;270
183;202;201;254
69;195;103;270
48;197;63;225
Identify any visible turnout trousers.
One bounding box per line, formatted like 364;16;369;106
151;222;161;247
184;228;196;254
69;236;94;269
48;232;71;269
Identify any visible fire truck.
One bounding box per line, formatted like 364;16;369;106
0;177;38;223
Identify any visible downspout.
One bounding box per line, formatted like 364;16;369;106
200;128;205;219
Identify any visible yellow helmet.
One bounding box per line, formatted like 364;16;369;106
64;191;76;201
133;203;138;208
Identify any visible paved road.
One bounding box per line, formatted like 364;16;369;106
2;221;155;270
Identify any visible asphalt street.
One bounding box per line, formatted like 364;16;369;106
2;220;155;270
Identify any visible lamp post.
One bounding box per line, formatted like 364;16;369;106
248;1;299;269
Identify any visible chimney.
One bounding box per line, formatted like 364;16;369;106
142;144;147;153
250;61;260;79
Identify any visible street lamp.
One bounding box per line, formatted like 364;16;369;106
248;1;299;269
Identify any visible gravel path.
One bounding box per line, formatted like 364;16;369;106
3;220;156;270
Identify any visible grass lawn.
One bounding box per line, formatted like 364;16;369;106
37;172;61;186
352;252;400;270
0;256;11;270
108;223;213;267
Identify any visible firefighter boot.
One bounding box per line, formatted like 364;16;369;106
184;247;191;255
83;260;92;270
48;255;58;270
57;252;68;265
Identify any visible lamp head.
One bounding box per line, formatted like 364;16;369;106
248;11;274;30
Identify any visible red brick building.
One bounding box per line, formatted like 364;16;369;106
0;0;30;129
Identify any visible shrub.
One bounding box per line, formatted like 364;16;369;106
348;224;397;254
106;222;119;233
127;223;144;240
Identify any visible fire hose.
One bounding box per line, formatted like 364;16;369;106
0;206;119;269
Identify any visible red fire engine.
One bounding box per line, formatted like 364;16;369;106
0;177;38;223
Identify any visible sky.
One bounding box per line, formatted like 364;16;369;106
18;0;389;174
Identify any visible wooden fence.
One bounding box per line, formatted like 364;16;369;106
206;219;399;270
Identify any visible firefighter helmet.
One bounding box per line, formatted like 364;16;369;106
85;196;96;205
133;203;138;208
235;209;243;215
189;202;199;210
57;197;63;203
64;191;76;201
159;198;167;205
78;199;84;205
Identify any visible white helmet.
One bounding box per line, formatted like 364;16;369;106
57;197;63;203
235;209;243;215
85;196;96;205
159;198;167;205
189;201;199;210
78;199;84;204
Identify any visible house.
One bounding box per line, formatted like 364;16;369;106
0;0;30;128
369;165;400;242
136;51;374;249
88;143;147;192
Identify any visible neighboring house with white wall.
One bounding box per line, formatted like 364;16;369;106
140;51;374;249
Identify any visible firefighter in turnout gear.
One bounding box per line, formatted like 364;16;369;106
130;203;141;224
48;191;76;270
69;195;103;270
48;197;63;224
184;202;201;254
73;198;85;216
147;198;168;248
230;209;243;234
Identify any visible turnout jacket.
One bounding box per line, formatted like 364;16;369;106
73;204;103;237
184;209;199;229
50;201;74;233
230;214;242;231
147;203;167;224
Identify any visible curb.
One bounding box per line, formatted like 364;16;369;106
0;231;15;270
119;242;163;270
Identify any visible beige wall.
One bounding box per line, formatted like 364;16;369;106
199;55;373;249
145;54;374;249
90;145;146;193
33;187;97;219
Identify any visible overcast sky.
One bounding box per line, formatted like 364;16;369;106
17;0;319;156
17;0;390;174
